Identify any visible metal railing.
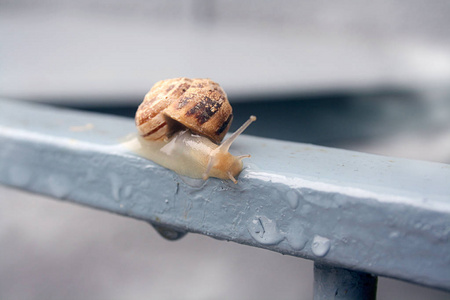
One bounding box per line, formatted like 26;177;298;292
1;98;449;299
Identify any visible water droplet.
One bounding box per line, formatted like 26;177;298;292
109;174;133;202
151;223;187;241
300;204;313;216
165;199;169;204
389;231;400;238
109;173;122;202
311;235;330;257
286;221;308;250
248;216;285;245
288;234;308;250
47;175;71;198
286;190;299;209
121;185;133;199
414;222;424;229
8;165;31;186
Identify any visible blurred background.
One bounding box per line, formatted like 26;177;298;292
1;0;450;299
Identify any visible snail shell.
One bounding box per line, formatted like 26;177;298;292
135;78;233;144
132;77;255;184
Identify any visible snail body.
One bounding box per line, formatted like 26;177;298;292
133;78;255;183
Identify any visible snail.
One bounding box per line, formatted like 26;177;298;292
133;77;256;183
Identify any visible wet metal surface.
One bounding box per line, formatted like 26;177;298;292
0;99;449;291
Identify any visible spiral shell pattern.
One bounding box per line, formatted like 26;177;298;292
135;78;233;144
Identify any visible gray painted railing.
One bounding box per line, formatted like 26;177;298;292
1;99;449;299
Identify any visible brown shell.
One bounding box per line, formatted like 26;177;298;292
135;78;233;144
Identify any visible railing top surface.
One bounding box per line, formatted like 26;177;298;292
1;99;449;291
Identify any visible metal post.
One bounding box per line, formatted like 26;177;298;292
314;263;377;300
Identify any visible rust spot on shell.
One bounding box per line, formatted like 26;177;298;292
177;95;193;109
186;96;223;124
